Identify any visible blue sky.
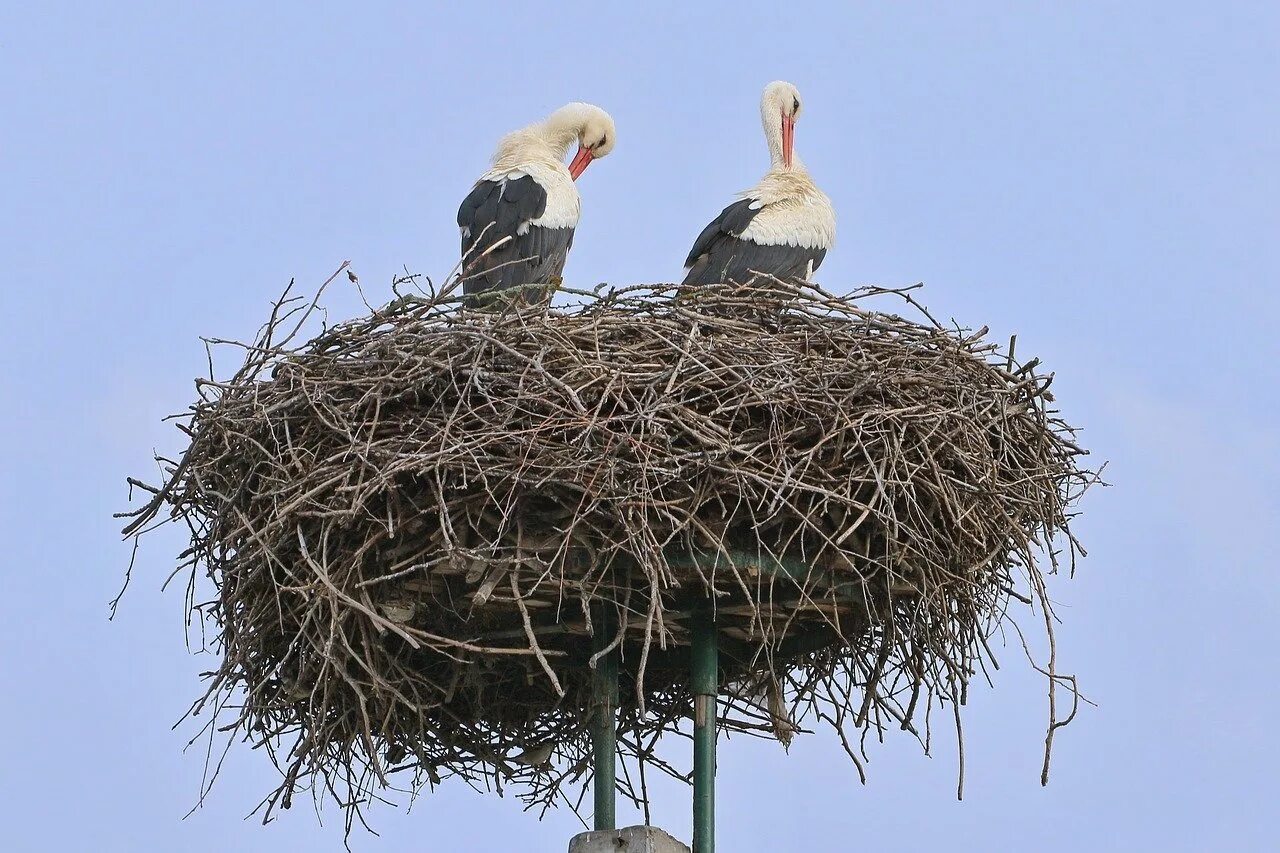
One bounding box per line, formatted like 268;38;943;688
2;2;1277;850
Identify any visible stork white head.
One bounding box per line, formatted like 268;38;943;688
761;81;803;170
542;102;616;180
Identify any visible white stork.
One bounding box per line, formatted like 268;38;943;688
457;102;616;304
682;81;835;288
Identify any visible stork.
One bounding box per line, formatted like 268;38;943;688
457;102;616;305
681;81;835;289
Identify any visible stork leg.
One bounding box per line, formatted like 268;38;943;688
692;607;718;853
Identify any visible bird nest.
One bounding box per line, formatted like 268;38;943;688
119;274;1094;832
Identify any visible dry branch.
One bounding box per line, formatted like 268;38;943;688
120;276;1095;832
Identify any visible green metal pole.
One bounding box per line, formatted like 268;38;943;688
591;607;619;832
691;608;718;853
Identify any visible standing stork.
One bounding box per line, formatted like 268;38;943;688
681;81;835;289
457;102;616;305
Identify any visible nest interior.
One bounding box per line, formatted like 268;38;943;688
121;277;1092;828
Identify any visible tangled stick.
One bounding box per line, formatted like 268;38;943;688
119;274;1096;833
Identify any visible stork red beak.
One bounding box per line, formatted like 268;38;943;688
568;145;594;180
781;113;795;169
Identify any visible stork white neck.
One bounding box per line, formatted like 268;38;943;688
536;103;601;158
491;103;614;172
762;112;803;172
759;80;806;173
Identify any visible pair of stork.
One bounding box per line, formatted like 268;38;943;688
457;81;834;301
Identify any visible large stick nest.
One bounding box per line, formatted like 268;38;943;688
120;275;1094;832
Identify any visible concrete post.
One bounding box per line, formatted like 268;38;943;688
568;825;691;853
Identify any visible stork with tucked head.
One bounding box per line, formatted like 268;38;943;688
681;81;835;288
457;102;616;305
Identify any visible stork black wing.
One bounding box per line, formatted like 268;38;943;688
682;198;826;287
458;175;571;301
683;198;761;269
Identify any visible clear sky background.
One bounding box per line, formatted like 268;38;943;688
2;2;1277;851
